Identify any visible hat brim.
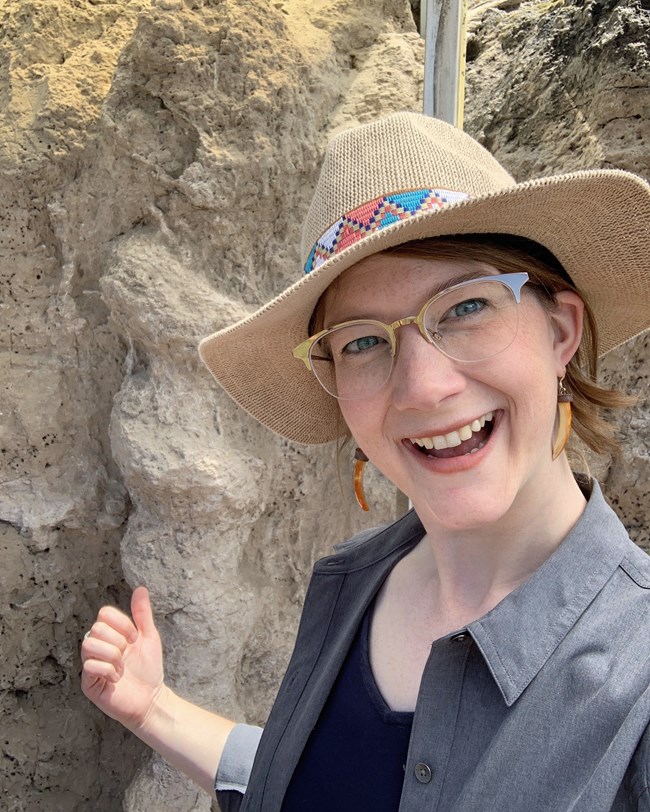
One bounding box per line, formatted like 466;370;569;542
199;169;650;444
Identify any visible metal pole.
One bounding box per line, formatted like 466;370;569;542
421;0;467;127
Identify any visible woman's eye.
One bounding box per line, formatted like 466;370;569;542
342;335;384;354
446;298;487;319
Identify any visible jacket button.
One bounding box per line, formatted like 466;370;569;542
414;762;432;783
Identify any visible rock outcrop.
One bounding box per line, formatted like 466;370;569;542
1;1;418;808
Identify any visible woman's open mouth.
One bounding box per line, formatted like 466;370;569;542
408;411;496;459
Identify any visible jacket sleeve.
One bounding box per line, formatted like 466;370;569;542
215;724;264;812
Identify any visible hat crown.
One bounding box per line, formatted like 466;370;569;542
300;112;516;266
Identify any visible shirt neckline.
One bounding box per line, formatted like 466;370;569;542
359;599;415;724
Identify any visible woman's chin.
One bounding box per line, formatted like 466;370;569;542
411;489;518;533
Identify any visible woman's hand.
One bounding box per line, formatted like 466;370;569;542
81;586;239;796
81;586;165;732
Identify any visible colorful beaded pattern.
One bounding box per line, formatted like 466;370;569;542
304;188;470;274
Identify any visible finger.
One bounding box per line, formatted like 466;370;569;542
131;586;157;638
82;654;121;685
87;621;130;653
96;605;138;643
81;637;125;673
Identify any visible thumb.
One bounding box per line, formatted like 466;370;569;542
131;586;158;638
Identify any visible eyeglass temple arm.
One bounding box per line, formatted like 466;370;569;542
292;340;331;369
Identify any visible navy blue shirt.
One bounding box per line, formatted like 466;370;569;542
281;604;413;810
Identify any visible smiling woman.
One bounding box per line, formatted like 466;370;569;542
82;113;650;812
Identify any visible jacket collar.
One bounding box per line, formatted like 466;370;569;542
469;480;633;705
316;479;634;708
315;508;425;573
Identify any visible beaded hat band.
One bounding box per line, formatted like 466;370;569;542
305;188;470;274
199;112;650;445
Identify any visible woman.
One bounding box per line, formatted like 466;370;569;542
81;113;650;811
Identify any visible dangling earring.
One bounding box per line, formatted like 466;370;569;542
353;448;369;511
552;378;573;460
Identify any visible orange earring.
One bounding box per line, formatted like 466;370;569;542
353;448;370;511
552;378;573;460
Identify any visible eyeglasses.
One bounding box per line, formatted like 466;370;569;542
293;272;529;400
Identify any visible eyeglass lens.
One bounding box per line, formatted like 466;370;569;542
308;278;520;400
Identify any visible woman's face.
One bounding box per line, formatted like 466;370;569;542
323;252;583;531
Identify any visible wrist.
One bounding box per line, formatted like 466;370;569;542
129;683;177;745
122;685;234;796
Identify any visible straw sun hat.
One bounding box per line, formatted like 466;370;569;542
199;112;650;445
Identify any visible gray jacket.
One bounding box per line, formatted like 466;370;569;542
217;480;650;811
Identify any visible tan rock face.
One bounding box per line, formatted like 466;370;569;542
1;1;418;808
466;0;650;176
1;0;647;808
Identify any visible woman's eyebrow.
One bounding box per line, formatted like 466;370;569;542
326;269;497;325
424;268;495;299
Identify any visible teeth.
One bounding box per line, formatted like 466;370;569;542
409;411;495;451
445;430;462;447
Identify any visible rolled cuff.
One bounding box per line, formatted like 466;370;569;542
215;723;264;794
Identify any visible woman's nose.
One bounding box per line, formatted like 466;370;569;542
389;325;467;411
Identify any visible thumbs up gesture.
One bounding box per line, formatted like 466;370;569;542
81;586;165;731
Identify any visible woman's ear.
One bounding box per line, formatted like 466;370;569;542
550;291;584;371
